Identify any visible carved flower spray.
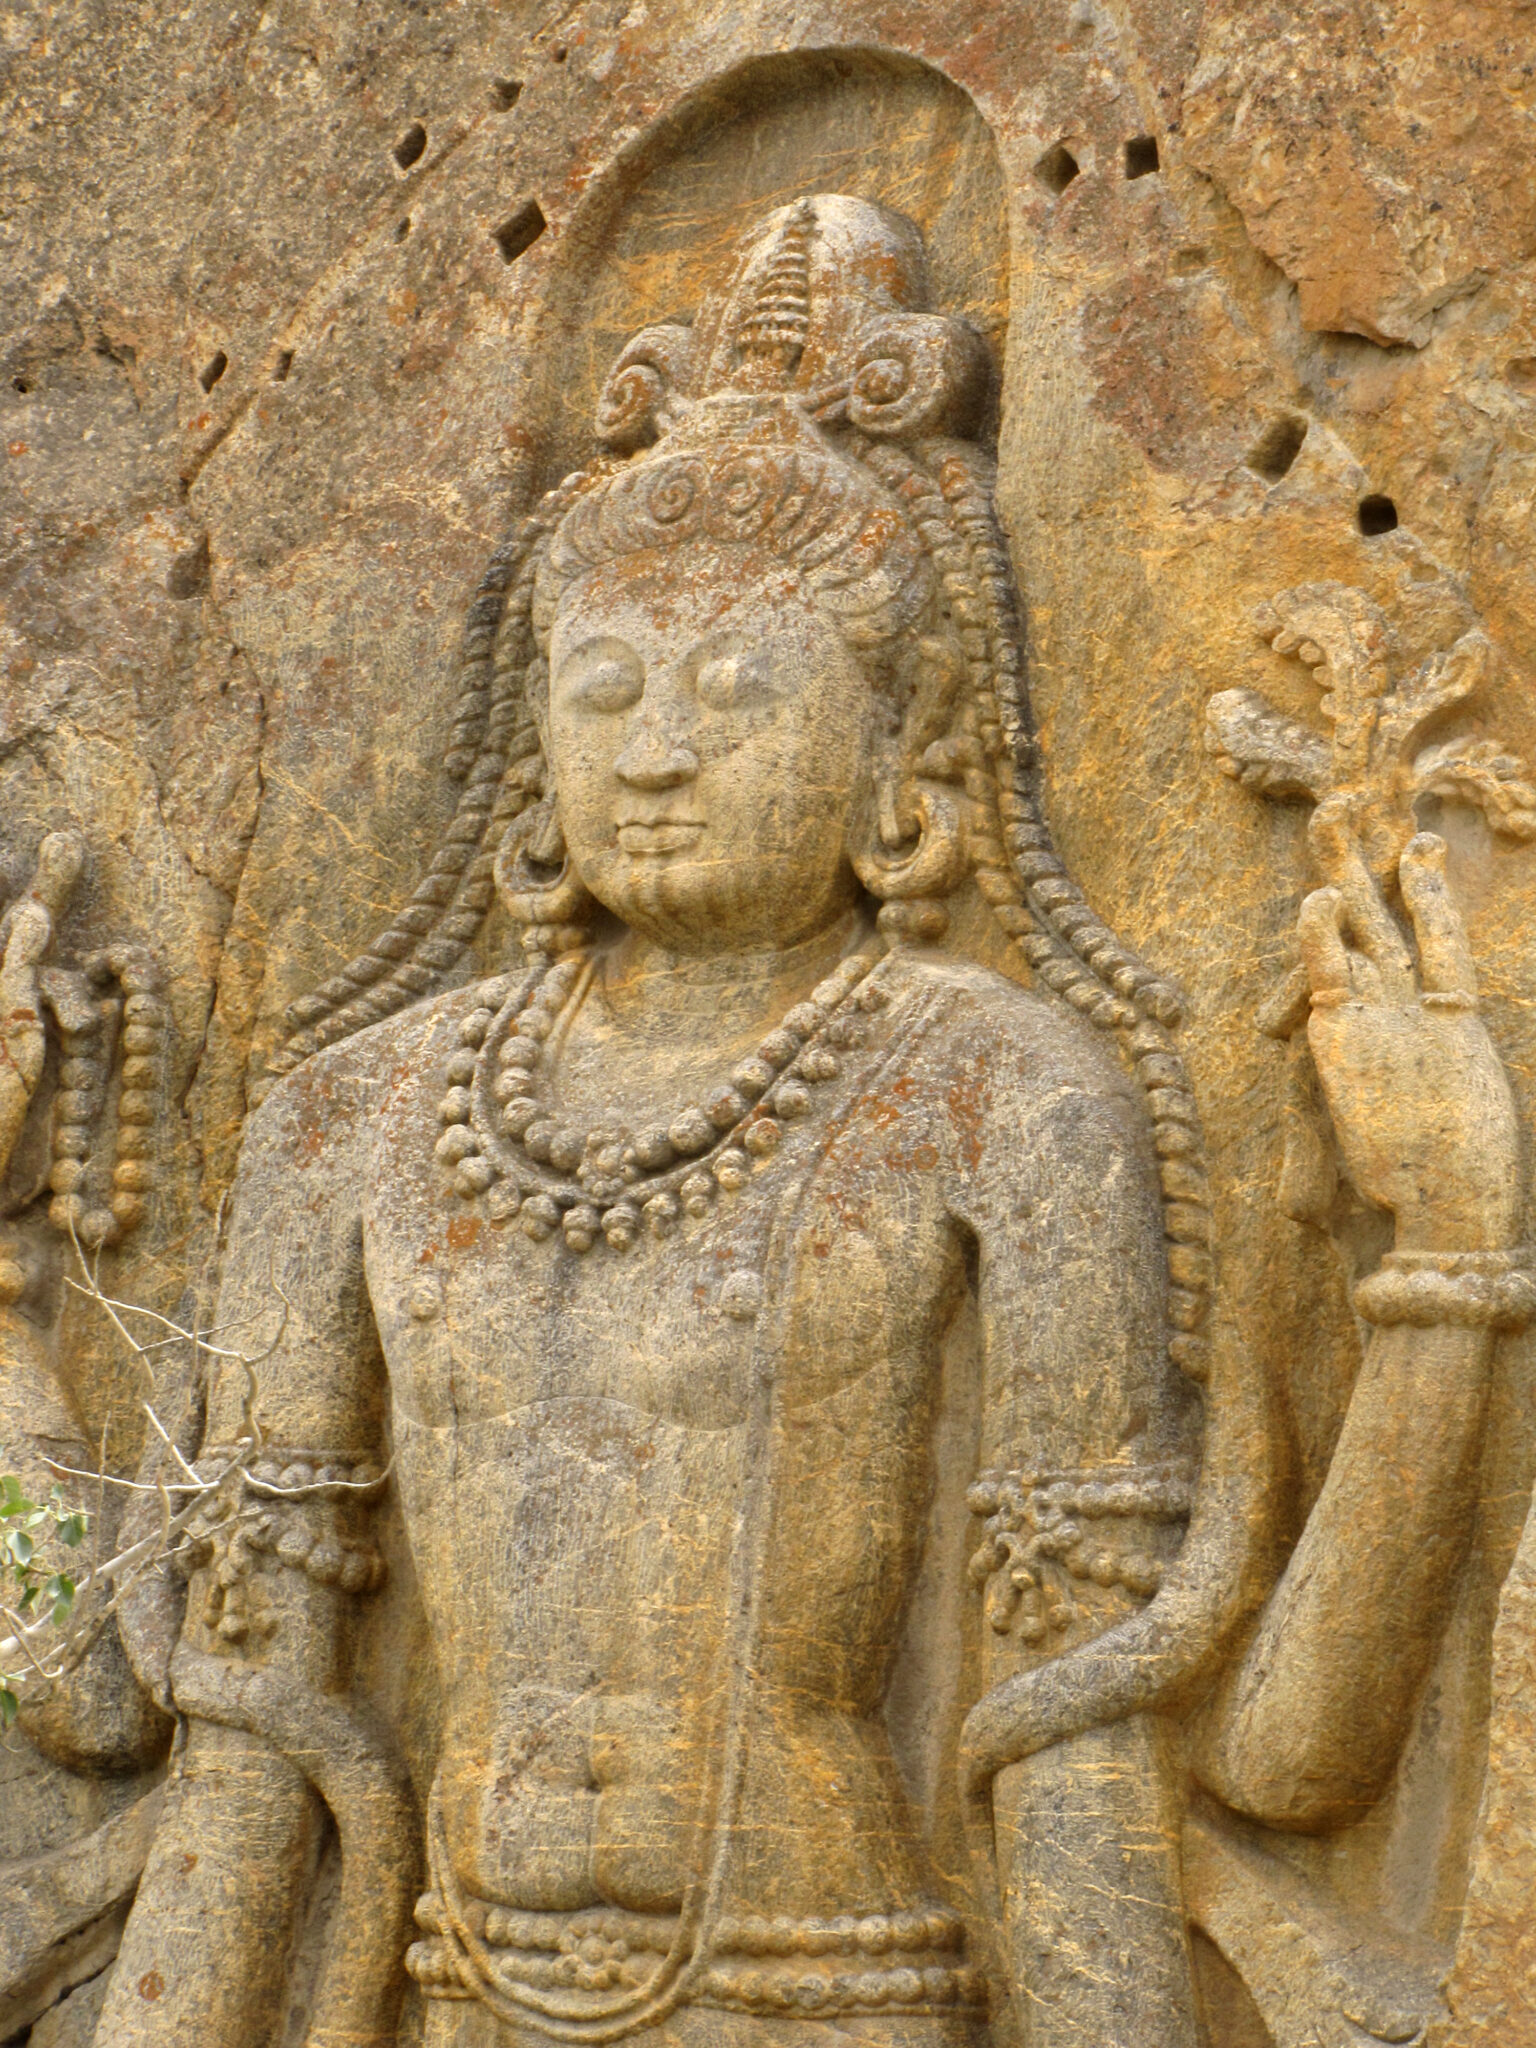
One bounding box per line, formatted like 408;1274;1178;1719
1208;581;1536;1225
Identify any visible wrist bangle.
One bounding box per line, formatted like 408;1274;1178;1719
1384;1249;1526;1275
1354;1246;1536;1330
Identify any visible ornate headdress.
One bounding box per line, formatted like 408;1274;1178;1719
272;192;1211;1375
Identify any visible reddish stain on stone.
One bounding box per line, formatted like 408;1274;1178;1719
947;1056;991;1173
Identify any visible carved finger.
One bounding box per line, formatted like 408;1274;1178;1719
0;901;51;1116
0;900;54;988
1348;951;1385;1007
1400;832;1477;1003
32;830;87;918
1310;800;1413;998
0;832;83;987
1297;888;1353;1005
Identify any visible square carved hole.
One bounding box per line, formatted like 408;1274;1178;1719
197;350;228;393
1125;135;1160;179
1357;494;1399;536
1033;142;1080;196
493;199;547;265
167;535;210;599
491;78;523;110
1246;414;1308;482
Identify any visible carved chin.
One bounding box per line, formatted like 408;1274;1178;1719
578;847;837;945
581;848;738;937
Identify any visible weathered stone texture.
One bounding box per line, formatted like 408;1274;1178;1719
4;2;1536;2043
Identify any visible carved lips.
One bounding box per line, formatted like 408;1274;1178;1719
615;820;706;855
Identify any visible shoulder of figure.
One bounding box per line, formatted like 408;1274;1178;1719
885;951;1140;1108
241;974;521;1171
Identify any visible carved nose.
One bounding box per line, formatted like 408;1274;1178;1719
614;728;699;790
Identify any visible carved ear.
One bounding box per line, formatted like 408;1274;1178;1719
851;783;970;912
847;314;989;440
493;797;595;928
900;634;966;772
595;323;698;451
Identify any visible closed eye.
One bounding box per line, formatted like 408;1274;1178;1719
556;639;644;713
693;643;778;711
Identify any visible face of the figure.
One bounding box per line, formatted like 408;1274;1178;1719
546;540;878;952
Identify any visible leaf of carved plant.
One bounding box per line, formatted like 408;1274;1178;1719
1376;628;1496;766
1206;689;1330;801
1256;584;1393;735
1413;736;1536;840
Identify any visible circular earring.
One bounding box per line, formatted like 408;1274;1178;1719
851;783;968;944
493;796;595;960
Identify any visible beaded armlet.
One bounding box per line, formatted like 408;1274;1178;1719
179;1446;388;1646
1353;1248;1536;1330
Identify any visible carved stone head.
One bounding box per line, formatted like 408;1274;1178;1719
503;195;1004;954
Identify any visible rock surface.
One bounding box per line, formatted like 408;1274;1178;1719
3;3;1536;2044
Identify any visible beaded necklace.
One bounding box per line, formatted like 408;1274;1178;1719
436;947;890;1252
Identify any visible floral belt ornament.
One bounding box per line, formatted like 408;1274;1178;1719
407;1895;985;2018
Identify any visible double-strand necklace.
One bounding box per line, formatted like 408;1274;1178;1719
435;946;889;1252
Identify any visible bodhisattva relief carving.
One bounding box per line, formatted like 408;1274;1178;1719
6;191;1528;2048
1;832;174;1776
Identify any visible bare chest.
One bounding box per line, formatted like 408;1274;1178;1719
363;1129;960;1434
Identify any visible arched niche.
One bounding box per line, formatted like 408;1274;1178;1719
514;49;1008;485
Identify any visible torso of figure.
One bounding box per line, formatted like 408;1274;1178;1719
207;939;1186;2030
373;942;975;1928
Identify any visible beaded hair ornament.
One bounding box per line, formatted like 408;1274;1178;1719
269;192;1214;1383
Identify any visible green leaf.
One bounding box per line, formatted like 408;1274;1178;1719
45;1574;75;1625
0;1687;17;1728
57;1515;87;1549
6;1530;33;1567
17;1581;37;1612
0;1484;36;1519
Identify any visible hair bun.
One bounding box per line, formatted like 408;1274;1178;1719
847;314;989;441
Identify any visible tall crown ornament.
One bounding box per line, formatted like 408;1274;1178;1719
593;193;989;446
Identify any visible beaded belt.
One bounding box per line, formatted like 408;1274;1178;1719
407;1896;986;2018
